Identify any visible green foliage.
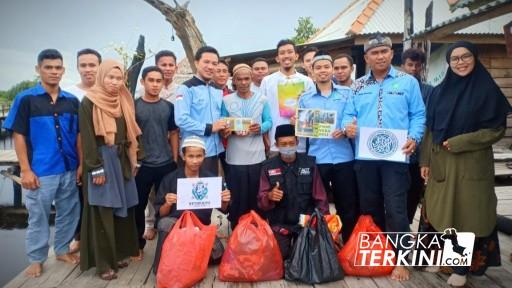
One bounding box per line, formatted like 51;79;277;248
107;42;151;73
0;78;39;102
291;17;319;45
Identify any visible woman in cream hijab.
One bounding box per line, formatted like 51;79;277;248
79;59;144;280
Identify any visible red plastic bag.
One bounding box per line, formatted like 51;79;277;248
338;215;395;276
219;210;283;282
156;211;217;288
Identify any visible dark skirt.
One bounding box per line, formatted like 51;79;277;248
80;146;139;274
417;203;501;275
87;145;138;217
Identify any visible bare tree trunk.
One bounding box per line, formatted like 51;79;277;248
127;35;146;96
143;0;205;73
403;0;413;50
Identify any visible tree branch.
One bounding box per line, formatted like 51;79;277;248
143;0;205;72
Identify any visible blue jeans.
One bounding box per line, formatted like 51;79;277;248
24;170;79;263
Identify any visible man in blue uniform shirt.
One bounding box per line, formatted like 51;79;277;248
342;34;426;281
298;51;359;242
174;46;227;175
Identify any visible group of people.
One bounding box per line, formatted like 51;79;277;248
3;32;510;286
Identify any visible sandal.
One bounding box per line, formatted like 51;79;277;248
99;269;118;281
117;261;129;269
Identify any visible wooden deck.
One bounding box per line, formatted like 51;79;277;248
5;206;512;288
3;148;512;287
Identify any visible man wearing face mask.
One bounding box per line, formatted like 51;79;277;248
257;124;328;259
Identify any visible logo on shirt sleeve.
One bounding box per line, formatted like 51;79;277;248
175;94;184;101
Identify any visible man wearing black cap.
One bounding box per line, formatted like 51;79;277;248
257;124;329;259
342;33;425;281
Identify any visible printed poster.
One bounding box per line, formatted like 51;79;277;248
224;117;252;132
278;81;305;117
295;108;337;138
177;177;222;210
358;127;408;163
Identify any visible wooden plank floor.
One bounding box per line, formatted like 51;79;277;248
497;187;512;218
5;205;512;288
495;162;512;177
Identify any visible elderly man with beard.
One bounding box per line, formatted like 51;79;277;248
221;63;272;228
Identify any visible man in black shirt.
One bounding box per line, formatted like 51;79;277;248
134;66;179;259
153;136;230;272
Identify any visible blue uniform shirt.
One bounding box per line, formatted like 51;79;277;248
299;84;354;164
342;66;426;161
174;76;224;157
3;83;79;177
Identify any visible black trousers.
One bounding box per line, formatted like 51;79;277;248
219;151;229;177
202;155;220;176
226;163;262;228
135;162;177;249
407;163;424;224
317;161;359;243
354;160;410;251
74;185;83;241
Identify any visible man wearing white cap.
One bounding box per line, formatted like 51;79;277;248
298;51;359;243
152;136;231;272
221;63;272;228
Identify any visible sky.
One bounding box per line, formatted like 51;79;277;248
0;0;348;90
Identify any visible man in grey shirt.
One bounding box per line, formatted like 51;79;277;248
134;66;179;259
221;64;272;228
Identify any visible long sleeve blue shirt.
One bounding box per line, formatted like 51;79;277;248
299;84;354;164
342;66;426;160
174;76;224;157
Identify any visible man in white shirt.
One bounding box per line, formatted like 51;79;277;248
65;48;101;101
260;39;315;154
137;50;178;103
64;48;101;254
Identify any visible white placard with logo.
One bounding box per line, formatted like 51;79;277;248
177;177;222;210
358;127;408;163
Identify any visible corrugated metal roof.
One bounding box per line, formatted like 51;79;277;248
412;0;512;37
360;0;405;34
448;0;497;12
449;0;477;11
308;0;371;43
456;13;511;34
360;0;505;35
310;0;508;43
